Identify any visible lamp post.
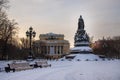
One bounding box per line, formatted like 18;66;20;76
26;27;36;59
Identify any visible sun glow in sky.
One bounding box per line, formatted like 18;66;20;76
8;0;120;47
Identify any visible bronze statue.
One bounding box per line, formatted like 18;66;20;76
78;15;84;30
75;15;89;46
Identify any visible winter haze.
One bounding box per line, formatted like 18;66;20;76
8;0;120;47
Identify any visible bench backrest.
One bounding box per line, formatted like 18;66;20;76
36;61;48;65
9;62;30;69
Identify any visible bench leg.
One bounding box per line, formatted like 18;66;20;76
49;64;51;67
5;67;10;73
40;66;42;68
12;69;15;72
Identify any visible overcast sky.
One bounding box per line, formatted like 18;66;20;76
8;0;120;47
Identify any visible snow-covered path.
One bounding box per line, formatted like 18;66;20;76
0;60;120;80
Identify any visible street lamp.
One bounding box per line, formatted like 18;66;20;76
26;27;36;59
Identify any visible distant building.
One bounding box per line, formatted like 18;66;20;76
92;40;102;49
33;33;70;59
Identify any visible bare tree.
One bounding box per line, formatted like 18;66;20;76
0;0;9;9
0;0;18;59
0;18;18;59
20;38;29;49
93;36;120;59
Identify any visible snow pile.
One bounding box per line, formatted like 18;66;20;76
72;54;101;61
60;53;104;61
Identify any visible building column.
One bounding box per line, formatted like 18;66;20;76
61;46;63;54
59;46;61;54
56;46;58;54
54;46;56;54
48;46;49;54
46;45;48;54
50;46;54;55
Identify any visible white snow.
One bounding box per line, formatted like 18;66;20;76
70;46;92;52
71;54;101;61
0;59;120;80
60;54;102;61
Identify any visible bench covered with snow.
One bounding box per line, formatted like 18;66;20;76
5;62;33;72
34;61;51;68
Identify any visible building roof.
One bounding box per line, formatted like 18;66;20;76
40;32;64;37
34;40;69;44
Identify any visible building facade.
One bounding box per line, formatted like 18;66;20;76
33;33;70;59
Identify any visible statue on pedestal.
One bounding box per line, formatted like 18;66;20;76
78;15;84;30
74;15;89;46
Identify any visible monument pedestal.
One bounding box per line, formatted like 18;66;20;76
70;46;92;54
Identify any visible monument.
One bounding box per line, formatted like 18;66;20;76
62;15;101;61
70;15;92;53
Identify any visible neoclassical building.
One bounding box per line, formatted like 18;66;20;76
33;33;70;59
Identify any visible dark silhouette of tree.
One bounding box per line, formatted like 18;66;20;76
0;0;18;59
20;38;29;49
0;17;18;59
93;36;120;59
0;0;9;9
18;38;30;59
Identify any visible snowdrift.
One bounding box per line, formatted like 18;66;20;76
60;54;102;61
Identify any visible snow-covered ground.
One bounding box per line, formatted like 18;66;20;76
0;54;120;80
60;54;102;61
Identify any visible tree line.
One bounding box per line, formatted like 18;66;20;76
93;36;120;59
0;0;17;59
0;0;30;60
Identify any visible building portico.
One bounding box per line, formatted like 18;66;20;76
33;33;70;59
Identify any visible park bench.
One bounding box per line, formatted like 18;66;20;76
34;61;51;68
5;62;33;72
